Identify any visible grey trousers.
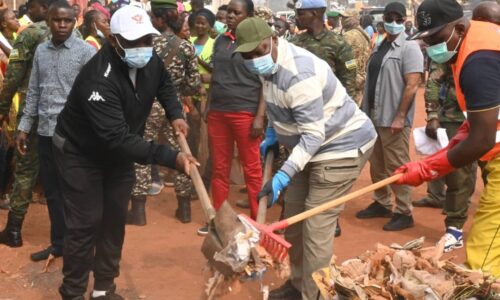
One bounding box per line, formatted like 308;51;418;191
285;148;372;299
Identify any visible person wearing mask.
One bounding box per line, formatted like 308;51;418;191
53;6;196;298
371;21;386;49
80;10;110;50
415;62;477;252
340;9;371;106
397;0;500;276
292;0;357;101
0;0;57;252
235;17;376;300
214;4;228;35
201;0;264;235
356;2;423;231
16;0;96;263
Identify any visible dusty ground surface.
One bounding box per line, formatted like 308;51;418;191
0;89;483;299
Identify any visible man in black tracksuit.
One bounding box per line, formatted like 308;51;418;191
53;6;196;300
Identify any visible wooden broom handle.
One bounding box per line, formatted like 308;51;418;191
256;151;275;224
177;133;216;222
281;174;403;228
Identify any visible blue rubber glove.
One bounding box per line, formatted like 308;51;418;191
260;127;278;157
258;171;291;207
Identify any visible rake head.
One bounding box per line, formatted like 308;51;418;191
238;214;291;262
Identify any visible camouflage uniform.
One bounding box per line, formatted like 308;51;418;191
131;32;201;198
423;62;476;229
0;21;50;219
342;24;371;106
255;6;274;24
291;28;357;97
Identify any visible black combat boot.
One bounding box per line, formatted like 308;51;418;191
0;211;23;247
127;195;146;226
175;195;191;223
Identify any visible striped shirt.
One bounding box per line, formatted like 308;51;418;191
263;39;377;178
18;33;96;136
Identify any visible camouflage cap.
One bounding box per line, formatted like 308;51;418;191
340;9;359;18
150;0;177;10
255;6;274;23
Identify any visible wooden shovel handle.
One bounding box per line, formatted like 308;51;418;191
281;174;403;228
256;151;275;224
177;133;216;222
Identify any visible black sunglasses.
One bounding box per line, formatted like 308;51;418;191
383;15;404;24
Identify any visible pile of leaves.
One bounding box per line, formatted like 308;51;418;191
313;237;500;300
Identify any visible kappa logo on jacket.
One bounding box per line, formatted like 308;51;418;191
88;91;105;102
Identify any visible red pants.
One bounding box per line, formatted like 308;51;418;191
208;111;262;219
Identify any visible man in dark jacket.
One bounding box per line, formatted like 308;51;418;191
54;5;196;300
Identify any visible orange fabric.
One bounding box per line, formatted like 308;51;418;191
451;21;500;161
85;36;101;50
371;32;386;49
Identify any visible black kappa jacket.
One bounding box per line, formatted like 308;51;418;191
55;42;183;168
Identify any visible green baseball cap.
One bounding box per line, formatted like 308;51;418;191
235;17;273;53
150;0;177;9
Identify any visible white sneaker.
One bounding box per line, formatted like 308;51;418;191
442;227;464;253
148;182;164;196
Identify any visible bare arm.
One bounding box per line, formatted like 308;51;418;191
391;72;420;133
448;107;499;167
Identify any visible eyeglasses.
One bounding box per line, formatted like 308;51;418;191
383;15;404;24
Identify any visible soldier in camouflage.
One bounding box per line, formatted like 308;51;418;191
414;62;477;251
292;0;357;97
0;0;56;249
127;0;201;225
340;9;371;106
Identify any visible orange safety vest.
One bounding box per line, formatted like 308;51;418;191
451;20;500;161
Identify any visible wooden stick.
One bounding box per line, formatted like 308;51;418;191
177;133;216;222
256;151;274;224
281;174;403;228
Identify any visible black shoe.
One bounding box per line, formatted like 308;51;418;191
127;195;147;226
269;280;301;300
175;196;191;223
383;213;414;231
30;245;63;262
0;212;23;247
90;284;124;300
335;221;341;238
356;202;393;219
413;197;443;208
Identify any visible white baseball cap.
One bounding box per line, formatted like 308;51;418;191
110;5;160;41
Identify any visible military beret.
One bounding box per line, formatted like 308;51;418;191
295;0;327;10
151;0;177;9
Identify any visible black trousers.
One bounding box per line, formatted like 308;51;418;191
53;134;135;300
38;135;65;250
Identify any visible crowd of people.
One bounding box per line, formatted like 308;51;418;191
0;0;497;299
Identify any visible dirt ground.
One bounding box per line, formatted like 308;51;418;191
0;89;484;300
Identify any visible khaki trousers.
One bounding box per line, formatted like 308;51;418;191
285;148;372;299
370;127;412;215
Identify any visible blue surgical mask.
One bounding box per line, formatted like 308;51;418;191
116;38;153;69
94;23;105;39
243;38;276;76
384;21;405;35
426;27;462;64
214;21;227;35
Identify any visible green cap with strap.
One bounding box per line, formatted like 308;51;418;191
151;0;177;9
235;17;273;53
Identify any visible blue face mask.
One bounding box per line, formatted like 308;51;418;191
426;27;461;64
243;38;276;76
214;21;227;35
116;38;153;69
384;21;405;35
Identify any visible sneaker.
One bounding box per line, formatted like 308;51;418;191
383;213;414;231
269;280;301;300
442;227;464;253
90;284;124;300
356;202;393;219
148;182;164;196
236;198;249;209
197;224;208;236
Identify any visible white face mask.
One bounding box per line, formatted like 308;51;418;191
94;23;105;38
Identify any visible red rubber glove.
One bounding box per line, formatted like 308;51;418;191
394;121;470;186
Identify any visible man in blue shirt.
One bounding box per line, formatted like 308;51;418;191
16;0;95;262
